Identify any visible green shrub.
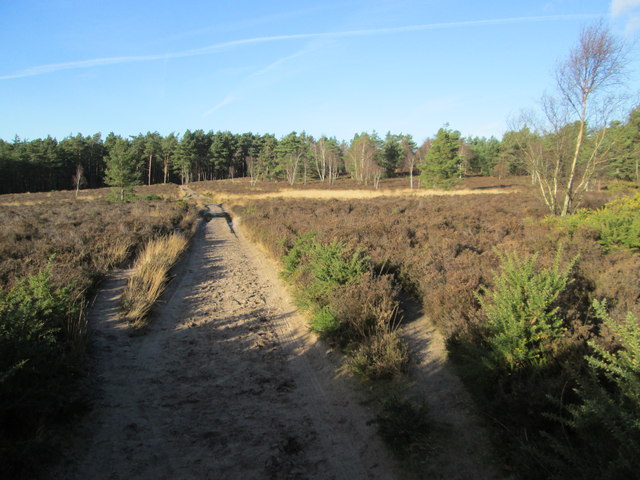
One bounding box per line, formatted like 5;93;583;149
308;240;369;290
477;250;576;372
282;234;369;309
0;262;83;476
548;300;640;479
281;233;317;279
140;193;163;201
548;193;640;252
309;307;340;338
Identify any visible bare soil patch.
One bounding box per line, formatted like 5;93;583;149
399;297;502;479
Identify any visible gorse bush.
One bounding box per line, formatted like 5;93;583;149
282;234;369;310
477;250;576;372
281;234;407;379
592;193;640;252
281;233;316;279
0;262;83;476
309;307;340;339
447;248;585;477
548;192;640;252
548;300;640;479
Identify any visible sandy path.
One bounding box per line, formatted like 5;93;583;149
399;298;503;479
53;207;398;479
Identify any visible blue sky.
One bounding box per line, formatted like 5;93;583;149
1;0;639;143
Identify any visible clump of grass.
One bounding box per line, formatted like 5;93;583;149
121;233;188;328
372;395;433;465
94;236;135;271
348;330;408;379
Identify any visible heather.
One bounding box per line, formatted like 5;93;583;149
236;184;640;477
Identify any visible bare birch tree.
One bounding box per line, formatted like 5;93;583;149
72;163;86;198
400;136;418;189
312;136;341;184
345;133;382;185
520;22;629;215
556;22;628;214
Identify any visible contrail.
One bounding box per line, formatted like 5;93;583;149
201;48;312;117
202;95;237;117
0;14;599;81
251;49;311;77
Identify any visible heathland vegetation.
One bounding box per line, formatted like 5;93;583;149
0;185;197;476
1;21;639;479
231;183;639;478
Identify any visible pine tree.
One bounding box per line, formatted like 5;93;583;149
104;138;140;201
419;126;462;189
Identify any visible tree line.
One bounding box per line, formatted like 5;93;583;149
1;109;637;197
0;129;493;194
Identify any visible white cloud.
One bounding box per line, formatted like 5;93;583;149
611;0;640;16
611;0;640;33
626;14;640;31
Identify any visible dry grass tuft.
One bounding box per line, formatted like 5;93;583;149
95;237;135;271
121;233;189;328
348;330;409;379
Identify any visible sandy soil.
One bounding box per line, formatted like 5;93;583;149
52;207;399;479
399;297;503;479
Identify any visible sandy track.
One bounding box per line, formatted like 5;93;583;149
399;298;502;479
53;208;398;479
